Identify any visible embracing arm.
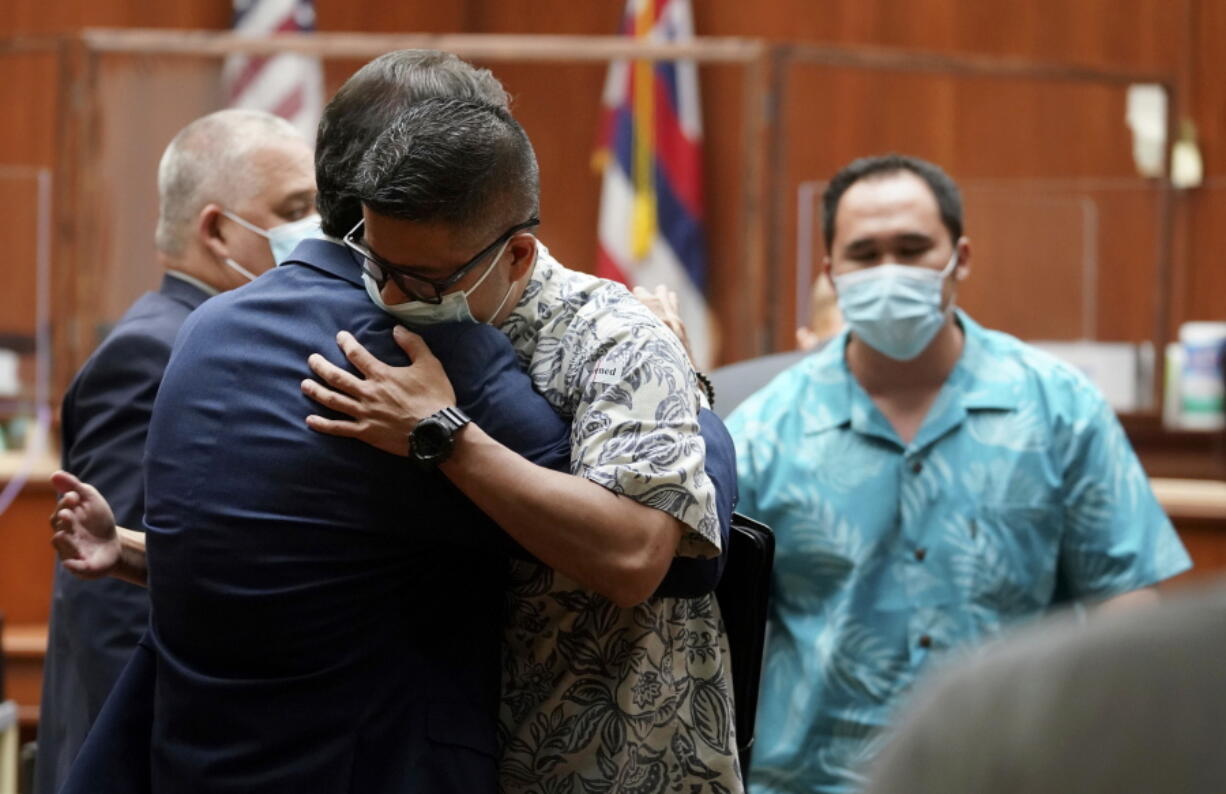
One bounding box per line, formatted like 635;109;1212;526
441;424;683;607
303;326;686;608
49;470;149;587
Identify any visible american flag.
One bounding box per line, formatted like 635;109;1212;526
224;0;324;143
594;0;715;368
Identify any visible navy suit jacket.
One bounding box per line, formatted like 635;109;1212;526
36;274;211;794
135;240;581;793
62;240;736;793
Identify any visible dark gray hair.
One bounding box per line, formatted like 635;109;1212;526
353;97;539;236
822;154;963;250
315;50;511;237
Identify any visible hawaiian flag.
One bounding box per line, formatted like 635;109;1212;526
595;0;715;368
223;0;324;143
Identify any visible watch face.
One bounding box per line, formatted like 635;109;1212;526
412;417;451;462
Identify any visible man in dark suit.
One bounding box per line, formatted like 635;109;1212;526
131;234;578;792
35;108;316;794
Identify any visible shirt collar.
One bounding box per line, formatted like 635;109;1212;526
501;240;558;334
946;310;1023;412
801;309;1020;440
164;269;220;298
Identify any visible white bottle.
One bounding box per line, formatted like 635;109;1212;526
1178;322;1226;429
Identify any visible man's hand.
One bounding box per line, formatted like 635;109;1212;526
302;326;457;456
633;285;694;365
49;470;121;580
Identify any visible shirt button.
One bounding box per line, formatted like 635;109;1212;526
914;548;927;562
969;519;978;539
918;635;933;649
910;460;923;474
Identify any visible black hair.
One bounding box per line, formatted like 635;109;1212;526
352;97;539;235
822;154;962;250
314;50;510;237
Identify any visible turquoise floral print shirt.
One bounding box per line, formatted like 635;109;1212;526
727;311;1191;794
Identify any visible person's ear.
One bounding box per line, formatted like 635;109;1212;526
954;237;971;282
506;234;538;281
197;204;230;261
822;255;835;291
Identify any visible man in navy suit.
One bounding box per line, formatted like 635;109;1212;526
137;236;580;792
35;109;316;794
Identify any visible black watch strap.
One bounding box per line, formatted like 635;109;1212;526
432;405;471;434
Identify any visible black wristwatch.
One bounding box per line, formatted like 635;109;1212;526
408;406;471;469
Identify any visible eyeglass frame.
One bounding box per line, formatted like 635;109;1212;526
344;216;541;304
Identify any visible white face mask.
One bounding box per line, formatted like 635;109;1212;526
221;210;323;279
833;248;960;361
362;237;521;327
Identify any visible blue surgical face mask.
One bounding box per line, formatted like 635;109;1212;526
362;237;522;327
833;248;960;361
221;210;323;278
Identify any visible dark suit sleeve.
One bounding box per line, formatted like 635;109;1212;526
420;323;570;473
57;639;155;794
403;324;570;558
422;325;737;587
63;330;174;526
653;408;737;598
39;328;171;794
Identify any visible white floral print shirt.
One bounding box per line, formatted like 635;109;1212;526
495;245;741;794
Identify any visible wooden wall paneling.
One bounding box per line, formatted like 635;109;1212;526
769;47;1172;356
693;0;1178;72
0;45;58;407
93;51;224;334
315;1;473;36
1182;186;1226;324
0;0;229;35
700;62;752;364
0;482;56;625
1179;0;1226;329
315;0;479;100
467;0;623;35
471;59;608;276
0;171;43;337
0;47;59;168
51;38;93;403
1166;520;1226;588
738;49;777;363
65;45;104;399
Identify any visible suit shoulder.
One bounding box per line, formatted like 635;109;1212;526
71;300;190;397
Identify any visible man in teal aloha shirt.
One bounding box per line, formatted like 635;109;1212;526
727;154;1191;794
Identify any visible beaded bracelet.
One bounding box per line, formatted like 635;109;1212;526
694;370;716;409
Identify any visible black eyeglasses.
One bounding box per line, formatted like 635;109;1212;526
344;217;540;304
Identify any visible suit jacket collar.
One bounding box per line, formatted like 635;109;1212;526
160;272;214;311
280;238;364;289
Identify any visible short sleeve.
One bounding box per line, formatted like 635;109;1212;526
1057;395;1192;600
570;317;720;559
